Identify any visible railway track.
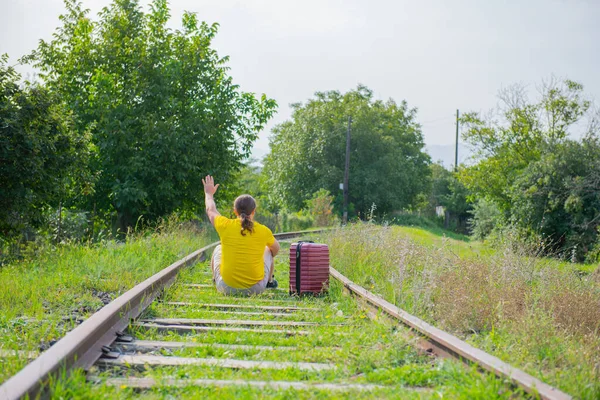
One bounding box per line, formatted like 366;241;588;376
0;230;571;399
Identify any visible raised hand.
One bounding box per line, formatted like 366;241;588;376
202;175;220;196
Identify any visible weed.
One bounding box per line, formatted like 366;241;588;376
0;224;209;385
319;224;600;399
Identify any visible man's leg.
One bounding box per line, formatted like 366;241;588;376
211;245;222;283
264;247;277;288
212;245;234;294
269;257;275;282
210;254;215;277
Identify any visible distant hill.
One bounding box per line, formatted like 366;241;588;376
425;143;474;169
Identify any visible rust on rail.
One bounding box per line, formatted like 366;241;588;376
329;267;571;400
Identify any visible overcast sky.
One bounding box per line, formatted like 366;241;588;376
2;0;599;163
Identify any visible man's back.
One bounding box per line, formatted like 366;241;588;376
214;215;275;288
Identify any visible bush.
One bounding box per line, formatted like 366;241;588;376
282;212;314;232
421;163;472;234
585;233;600;264
0;55;92;238
47;208;91;243
508;138;600;261
305;189;337;227
254;211;280;233
468;199;503;240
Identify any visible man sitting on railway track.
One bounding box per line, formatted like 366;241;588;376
203;175;281;295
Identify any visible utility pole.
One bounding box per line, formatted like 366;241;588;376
454;109;459;172
343;116;352;224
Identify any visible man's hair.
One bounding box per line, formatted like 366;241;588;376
234;194;256;236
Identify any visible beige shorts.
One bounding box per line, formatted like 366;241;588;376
211;245;273;296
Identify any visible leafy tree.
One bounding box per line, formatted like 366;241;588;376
459;79;592;212
26;0;276;231
426;163;471;232
263;86;430;217
428;163;451;209
468;198;503;241
459;78;600;258
509;137;600;260
230;161;279;214
0;55;92;237
223;161;283;231
234;161;263;199
305;189;336;227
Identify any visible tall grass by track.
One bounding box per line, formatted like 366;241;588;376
0;222;212;385
319;224;600;399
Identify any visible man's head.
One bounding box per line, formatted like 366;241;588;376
233;194;256;218
234;195;256;235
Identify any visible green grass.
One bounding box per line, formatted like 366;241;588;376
319;224;600;399
393;225;487;259
390;215;471;242
44;241;522;399
0;227;536;398
394;223;593;274
0;224;210;386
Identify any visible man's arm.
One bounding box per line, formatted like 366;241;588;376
202;175;221;225
268;239;280;257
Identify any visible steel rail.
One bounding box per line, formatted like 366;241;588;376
329;267;572;400
0;229;323;400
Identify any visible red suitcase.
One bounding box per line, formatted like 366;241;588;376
289;241;330;295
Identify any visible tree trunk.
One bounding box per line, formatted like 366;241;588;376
117;209;134;237
89;202;96;240
57;202;63;242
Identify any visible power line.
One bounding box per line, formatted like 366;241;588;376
420;115;454;125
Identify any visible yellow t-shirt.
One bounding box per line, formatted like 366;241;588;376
214;215;276;289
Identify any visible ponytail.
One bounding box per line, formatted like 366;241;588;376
240;212;254;236
234;195;257;236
